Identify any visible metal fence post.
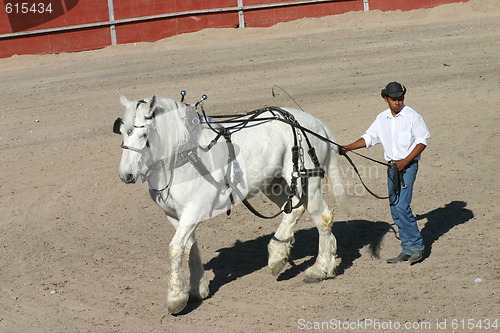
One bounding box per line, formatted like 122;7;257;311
107;0;117;45
238;0;245;28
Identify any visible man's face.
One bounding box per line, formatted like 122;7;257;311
384;96;404;114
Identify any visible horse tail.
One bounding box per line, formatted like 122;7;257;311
324;129;349;214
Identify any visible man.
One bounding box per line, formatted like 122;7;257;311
340;82;430;264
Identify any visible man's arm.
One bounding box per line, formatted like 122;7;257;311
394;143;427;171
339;137;367;155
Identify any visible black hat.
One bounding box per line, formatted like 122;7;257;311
381;81;406;98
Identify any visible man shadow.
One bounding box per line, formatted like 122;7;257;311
417;200;474;259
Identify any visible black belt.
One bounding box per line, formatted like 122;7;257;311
389;159;418;167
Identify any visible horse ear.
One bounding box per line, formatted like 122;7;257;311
150;95;157;110
147;95;158;118
119;92;131;107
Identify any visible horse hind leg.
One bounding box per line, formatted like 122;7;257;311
265;178;305;277
268;206;305;277
303;182;338;283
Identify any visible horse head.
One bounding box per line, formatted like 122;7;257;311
113;93;200;185
114;93;157;184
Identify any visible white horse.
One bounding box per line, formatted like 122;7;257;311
114;94;346;314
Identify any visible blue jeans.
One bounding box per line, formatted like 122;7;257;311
388;162;423;255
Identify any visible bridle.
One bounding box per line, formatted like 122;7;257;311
113;100;155;152
113;118;150;152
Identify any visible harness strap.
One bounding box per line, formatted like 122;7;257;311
199;107;321;219
222;130;236;216
241;176;309;220
239;111;315;219
186;150;225;188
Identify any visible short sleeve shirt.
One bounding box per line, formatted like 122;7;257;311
361;105;430;161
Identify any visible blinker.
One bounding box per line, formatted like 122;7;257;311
113;117;122;134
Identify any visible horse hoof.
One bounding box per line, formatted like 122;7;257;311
303;275;323;284
167;293;189;314
269;259;287;277
167;300;188;314
189;275;210;300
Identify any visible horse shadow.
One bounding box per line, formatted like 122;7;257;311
417;200;474;260
203;219;392;296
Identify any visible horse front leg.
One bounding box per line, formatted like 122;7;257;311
167;220;198;314
187;237;209;301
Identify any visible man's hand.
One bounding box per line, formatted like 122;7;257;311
338;146;349;156
338;138;366;156
395;159;408;172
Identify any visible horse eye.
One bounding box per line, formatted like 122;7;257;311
127;129;133;136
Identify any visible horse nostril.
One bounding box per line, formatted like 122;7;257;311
122;174;135;184
127;174;135;183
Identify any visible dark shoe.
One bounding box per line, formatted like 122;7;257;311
409;250;424;264
386;252;410;263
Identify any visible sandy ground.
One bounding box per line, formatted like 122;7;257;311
1;0;499;332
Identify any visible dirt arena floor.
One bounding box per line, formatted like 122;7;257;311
1;0;498;332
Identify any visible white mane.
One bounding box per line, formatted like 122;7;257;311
147;96;200;163
126;96;206;193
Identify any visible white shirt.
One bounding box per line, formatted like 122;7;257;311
362;105;430;161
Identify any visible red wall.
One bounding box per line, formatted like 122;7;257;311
244;0;363;27
0;0;469;58
369;0;468;11
0;0;110;57
113;0;239;44
115;13;239;45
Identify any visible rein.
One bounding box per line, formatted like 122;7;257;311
198;105;396;207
